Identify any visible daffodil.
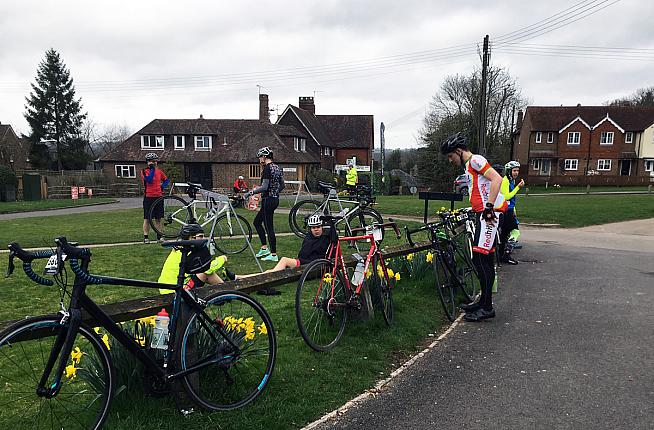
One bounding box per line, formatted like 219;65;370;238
93;327;101;334
102;334;111;350
407;253;414;262
258;322;268;335
426;252;433;263
70;347;83;364
65;364;78;379
244;329;255;341
365;269;372;279
386;268;394;279
395;272;401;281
322;273;333;284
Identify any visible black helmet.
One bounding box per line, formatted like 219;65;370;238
440;132;468;155
180;223;204;240
185;244;212;274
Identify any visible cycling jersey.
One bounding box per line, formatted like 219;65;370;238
141;167;168;198
158;250;227;294
261;163;284;198
465;154;507;213
500;176;520;210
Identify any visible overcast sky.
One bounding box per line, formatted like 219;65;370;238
1;0;652;150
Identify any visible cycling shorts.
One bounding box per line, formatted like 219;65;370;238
472;211;498;254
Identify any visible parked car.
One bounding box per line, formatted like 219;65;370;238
453;174;469;196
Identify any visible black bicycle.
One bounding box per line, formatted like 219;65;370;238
405;211;479;321
0;237;276;429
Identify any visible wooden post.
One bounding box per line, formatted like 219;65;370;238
586;184;591;194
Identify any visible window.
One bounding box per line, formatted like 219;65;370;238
174;135;185;150
141;135;164;149
194;136;212;151
535;132;542;143
547;132;554;143
645;160;654;172
625;132;633;143
600;132;614;145
531;159;541;170
567;132;580;145
115;165;136;178
324;147;332;156
597;159;612;171
564;159;578;171
249;164;261;179
294;137;299;151
300;138;306;152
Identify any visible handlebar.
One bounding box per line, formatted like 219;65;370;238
6;242;55;286
404;221;445;248
349;219;401;240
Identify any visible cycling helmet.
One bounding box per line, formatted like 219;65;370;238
257;146;273;158
145;152;159;161
185;244;212;274
180;223;204;240
306;214;322;227
440;132;468;155
505;160;520;174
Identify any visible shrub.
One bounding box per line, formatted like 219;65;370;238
0;165;17;186
306;168;335;192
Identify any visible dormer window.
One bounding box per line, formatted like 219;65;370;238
535;132;542;143
141;135;164;149
194;136;212;151
174;136;185;150
625;132;633;143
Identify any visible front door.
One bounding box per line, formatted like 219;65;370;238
620;160;631;176
184;163;213;190
540;159;551;176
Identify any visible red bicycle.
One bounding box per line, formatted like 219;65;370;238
295;215;401;351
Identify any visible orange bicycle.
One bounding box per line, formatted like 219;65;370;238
295;215;401;351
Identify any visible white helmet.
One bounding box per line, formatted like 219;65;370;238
505;161;520;174
238;175;244;180
145;152;159;161
306;214;322;227
257;146;273;158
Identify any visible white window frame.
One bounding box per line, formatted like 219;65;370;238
535;132;542;143
531;158;541;170
300;138;306;152
644;160;654;172
597;159;612;171
294;137;299;151
140;135;164;150
324;147;331;156
547;132;554;143
564;159;578;171
174;135;185;150
567;132;580;145
115;164;136;178
194;135;212;151
600;131;614;145
625;132;633;144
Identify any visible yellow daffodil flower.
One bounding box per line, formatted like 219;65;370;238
258;322;268;335
395;272;401;281
386;268;394;278
65;364;78;379
70;347;83;365
407;253;414;262
102;334;111;350
93;327;101;334
245;329;255;341
426;252;433;263
322;273;333;284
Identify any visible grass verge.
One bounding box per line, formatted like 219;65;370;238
0;198;117;214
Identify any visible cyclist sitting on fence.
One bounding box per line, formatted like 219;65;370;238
266;214;330;272
158;224;238;294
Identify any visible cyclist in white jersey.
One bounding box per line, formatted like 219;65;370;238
441;133;507;322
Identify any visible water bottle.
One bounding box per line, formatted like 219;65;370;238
351;261;365;286
151;308;170;350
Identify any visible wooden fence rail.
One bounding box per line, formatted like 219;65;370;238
0;241;432;332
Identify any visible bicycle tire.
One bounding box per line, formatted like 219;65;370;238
453;232;479;301
0;316;114;430
212;213;253;254
177;291;276;411
432;249;458;322
371;254;394;326
149;195;193;239
295;258;348;351
345;207;383;252
289;199;322;238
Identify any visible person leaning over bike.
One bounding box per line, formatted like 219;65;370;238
141;153;169;243
244;146;285;263
441;133;507;322
498;161;525;265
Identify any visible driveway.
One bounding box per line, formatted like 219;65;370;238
307;219;654;429
0;198;142;221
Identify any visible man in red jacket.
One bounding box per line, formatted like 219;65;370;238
141;153;169;243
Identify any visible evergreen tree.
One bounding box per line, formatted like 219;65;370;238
24;49;88;170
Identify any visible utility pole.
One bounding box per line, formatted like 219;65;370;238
478;34;489;157
509;104;516;160
380;122;386;179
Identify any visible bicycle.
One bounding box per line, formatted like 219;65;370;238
1;237;276;429
295;215;401;351
288;182;383;242
405;210;479;322
148;182;253;254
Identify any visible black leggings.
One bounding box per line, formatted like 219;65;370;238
499;209;519;257
472;251;495;310
254;197;279;253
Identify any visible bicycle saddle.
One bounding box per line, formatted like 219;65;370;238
318;181;336;194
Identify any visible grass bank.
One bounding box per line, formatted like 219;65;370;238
0;198;116;214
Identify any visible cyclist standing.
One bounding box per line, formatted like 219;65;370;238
441;133;507;322
244;147;285;264
346;163;358;194
499;161;525;265
141;153;169;243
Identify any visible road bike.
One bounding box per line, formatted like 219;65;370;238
405;209;479;322
295;215;400;352
1;237;276;429
148;182;252;254
288;182;383;243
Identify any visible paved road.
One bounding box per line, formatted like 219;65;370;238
308;224;654;430
0;198;143;221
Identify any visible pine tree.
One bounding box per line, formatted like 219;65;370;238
24;48;88;170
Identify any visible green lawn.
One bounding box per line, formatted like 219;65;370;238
0;198;117;214
524;185;652;194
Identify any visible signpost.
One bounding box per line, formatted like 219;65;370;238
71;187;79;200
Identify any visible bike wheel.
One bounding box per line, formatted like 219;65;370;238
432;249;457;322
371;254;394;326
454;232;479;301
0;316;113;430
212;213;253;254
346;208;383;252
149;195;193;239
289;199;322;238
177;291;276;411
295;258;348;351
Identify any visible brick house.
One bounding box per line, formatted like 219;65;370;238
0;122;30;170
512;106;654;185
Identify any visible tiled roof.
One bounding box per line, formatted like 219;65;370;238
317;115;373;149
525;106;654;131
100;119;318;164
287;106;334;146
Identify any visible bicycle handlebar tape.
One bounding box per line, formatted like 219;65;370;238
69;259;104;285
55;237;91;259
404;226;415;247
22;262;54;286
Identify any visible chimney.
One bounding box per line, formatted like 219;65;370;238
259;94;270;122
199;114;204;119
299;96;315;115
516;110;524;130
